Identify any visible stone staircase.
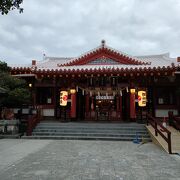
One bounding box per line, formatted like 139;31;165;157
23;121;152;142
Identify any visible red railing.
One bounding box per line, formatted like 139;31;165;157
147;114;172;154
27;109;42;136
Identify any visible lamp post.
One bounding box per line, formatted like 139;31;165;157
28;83;32;88
28;83;33;109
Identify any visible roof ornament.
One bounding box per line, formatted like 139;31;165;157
171;62;175;67
43;53;46;60
101;39;106;47
31;60;37;71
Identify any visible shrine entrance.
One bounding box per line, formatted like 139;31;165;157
96;99;114;121
54;80;135;122
81;89;127;122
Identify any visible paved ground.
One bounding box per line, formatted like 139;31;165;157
0;139;180;180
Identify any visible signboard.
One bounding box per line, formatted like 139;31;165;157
96;96;114;100
60;91;68;106
138;91;146;107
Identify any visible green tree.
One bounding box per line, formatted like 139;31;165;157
0;0;23;15
0;61;10;72
0;60;30;107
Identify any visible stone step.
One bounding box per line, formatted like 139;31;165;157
35;126;147;130
22;135;152;142
29;122;151;142
37;121;144;126
33;129;148;134
37;123;145;127
32;132;150;138
0;134;21;139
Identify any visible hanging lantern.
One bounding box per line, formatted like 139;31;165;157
60;91;68;106
130;89;135;94
138;91;147;107
28;83;32;88
70;89;76;94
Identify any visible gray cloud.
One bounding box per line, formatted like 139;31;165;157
0;0;180;65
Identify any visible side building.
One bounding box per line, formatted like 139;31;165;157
10;41;180;122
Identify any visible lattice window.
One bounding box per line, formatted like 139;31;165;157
87;58;119;65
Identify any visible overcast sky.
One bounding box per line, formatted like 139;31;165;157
0;0;180;64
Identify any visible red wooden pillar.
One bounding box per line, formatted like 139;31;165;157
130;90;136;120
71;92;76;118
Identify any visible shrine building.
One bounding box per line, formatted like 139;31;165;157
10;40;180;122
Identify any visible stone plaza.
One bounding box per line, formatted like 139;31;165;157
0;139;180;180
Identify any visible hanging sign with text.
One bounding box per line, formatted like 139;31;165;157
96;96;114;100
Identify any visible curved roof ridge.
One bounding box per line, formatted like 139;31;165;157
68;45;103;62
9;63;31;68
59;42;148;66
36;59;50;65
104;44;131;57
44;56;73;60
65;43;135;63
104;45;150;63
134;52;170;58
36;57;71;64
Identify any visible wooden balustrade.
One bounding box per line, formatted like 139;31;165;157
147;114;172;154
27;109;42;136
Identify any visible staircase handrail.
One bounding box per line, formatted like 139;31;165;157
27;108;42;136
146;113;172;154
